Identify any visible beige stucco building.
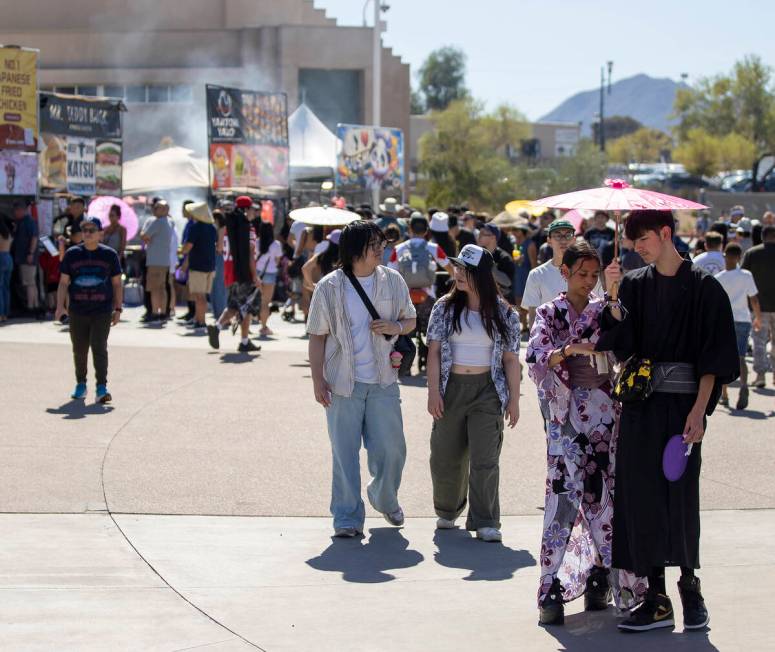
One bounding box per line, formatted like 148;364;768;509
0;0;410;160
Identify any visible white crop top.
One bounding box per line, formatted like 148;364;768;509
449;309;494;366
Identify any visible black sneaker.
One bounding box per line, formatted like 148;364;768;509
584;567;612;611
238;340;261;353
207;324;220;350
177;312;194;322
677;576;709;630
736;385;749;411
618;592;674;632
539;578;564;626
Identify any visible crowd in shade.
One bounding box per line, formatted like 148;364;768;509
1;190;774;633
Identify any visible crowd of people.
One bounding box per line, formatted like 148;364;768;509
1;191;773;633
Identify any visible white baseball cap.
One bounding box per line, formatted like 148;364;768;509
429;212;449;232
448;244;493;271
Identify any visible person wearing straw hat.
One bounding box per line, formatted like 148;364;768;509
598;209;739;633
181;202;217;331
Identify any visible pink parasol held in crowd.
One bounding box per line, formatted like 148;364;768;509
533;178;707;259
87;196;140;241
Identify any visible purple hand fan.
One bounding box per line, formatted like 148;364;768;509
663;435;694;482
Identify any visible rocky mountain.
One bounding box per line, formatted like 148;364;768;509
539;73;686;135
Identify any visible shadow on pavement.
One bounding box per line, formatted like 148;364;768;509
46;400;115;420
544;610;719;651
726;408;769;419
306;527;424;583
220;352;260;364
433;528;535;581
398;374;427;388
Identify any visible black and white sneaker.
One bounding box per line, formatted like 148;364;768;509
677;576;709;630
618;592;674;632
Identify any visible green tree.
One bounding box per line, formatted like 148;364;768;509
673;55;775;151
418;46;468;112
607;128;673;164
592;115;643;145
717;132;758;171
410;88;425;115
673;128;720;176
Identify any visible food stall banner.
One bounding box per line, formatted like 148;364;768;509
39;92;124;195
0;150;37;195
0;47;38;151
335;124;404;193
206;84;289;191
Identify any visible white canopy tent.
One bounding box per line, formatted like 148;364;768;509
122;146;209;194
288;103;338;180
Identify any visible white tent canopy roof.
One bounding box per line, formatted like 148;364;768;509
123;146;209;195
288;103;338;179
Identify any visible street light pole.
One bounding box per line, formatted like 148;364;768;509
599;61;613;152
371;0;382;210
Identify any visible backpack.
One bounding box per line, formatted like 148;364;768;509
397;241;436;289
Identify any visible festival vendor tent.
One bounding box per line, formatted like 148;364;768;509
122;146;209;194
288;103;337;180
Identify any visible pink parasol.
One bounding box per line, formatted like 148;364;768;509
532;178;708;212
88;196;140;241
563;209;587;234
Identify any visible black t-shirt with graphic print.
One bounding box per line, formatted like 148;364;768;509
60;244;122;315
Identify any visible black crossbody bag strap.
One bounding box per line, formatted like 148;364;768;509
344;270;391;340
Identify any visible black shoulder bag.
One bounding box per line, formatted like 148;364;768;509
343;270;391;341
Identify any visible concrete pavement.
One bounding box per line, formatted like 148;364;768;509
1;308;773;650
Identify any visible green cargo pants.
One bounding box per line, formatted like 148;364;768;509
430;372;504;530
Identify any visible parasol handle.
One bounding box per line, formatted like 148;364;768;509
610;210;621;300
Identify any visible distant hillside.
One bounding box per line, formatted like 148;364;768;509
539;74;686;136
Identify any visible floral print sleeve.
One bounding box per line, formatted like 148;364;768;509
426;300;448;343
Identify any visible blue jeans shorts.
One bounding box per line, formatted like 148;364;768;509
734;321;751;356
261;272;277;285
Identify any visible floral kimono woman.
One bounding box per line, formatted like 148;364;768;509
525;241;644;626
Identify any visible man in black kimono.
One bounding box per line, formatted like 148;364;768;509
598;210;738;633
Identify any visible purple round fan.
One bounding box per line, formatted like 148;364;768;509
663;435;693;482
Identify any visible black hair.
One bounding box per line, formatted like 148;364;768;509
383;223;401;243
724;242;743;257
69;197;85;206
339;221;385;271
212;209;226;229
443;255;511;345
109;204;121;217
258;220;274;255
428;208;438;217
410;215;429;235
447;215;459;229
624;210;674;241
311;225;324;244
0;213;11;239
318;241;340;275
762;224;775;241
704;231;723;249
429;230;456;258
562;240;600;272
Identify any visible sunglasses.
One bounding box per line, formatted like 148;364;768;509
550;232;575;241
81;227;99;234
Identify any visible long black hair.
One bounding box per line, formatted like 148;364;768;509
318;241;340;275
258;220;275;255
444;260;512;344
430;230;456;258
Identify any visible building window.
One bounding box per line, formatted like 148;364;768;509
125;85;147;103
147;85;170;103
104;85;125;99
56;86;76;95
170;85;193;103
78;85;99;97
298;69;363;132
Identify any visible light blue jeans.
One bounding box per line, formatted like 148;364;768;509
325;381;406;529
0;252;12;318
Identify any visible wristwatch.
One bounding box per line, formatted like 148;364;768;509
113;307;123;313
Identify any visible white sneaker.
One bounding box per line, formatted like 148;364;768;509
476;527;502;542
383;507;404;526
436;517;457;529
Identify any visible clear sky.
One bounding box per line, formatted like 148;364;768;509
314;0;775;120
